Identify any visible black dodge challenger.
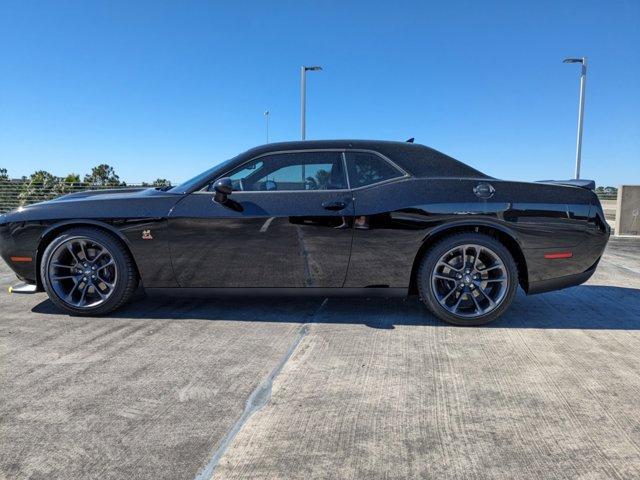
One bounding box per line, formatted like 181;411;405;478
0;140;610;325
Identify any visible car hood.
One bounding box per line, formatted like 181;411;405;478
0;187;182;224
51;187;154;202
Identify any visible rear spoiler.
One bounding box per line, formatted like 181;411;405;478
536;179;596;190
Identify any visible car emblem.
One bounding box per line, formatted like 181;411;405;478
142;229;153;240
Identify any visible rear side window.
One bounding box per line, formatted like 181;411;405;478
345;152;404;188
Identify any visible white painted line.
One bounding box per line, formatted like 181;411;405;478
259;217;275;233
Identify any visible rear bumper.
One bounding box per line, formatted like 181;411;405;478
527;260;599;295
522;212;609;295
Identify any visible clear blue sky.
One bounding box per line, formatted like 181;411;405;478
1;0;638;186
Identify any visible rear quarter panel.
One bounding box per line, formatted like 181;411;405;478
345;177;601;290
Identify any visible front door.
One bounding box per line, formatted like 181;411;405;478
168;151;354;288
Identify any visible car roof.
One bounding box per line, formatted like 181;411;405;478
240;140;488;179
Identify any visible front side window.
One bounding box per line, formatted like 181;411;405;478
345;152;404;188
220;151;347;191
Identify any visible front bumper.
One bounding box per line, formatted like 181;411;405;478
0;222;42;284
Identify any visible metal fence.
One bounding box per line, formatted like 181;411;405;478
596;193;618;201
0;182;159;213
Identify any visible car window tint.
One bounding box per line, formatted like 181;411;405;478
345;152;403;188
223;151;346;191
229;161;264;183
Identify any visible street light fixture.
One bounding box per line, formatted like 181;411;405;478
563;57;587;179
300;66;323;140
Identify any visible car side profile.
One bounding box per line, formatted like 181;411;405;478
0;140;610;325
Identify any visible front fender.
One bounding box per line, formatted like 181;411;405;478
39;218;134;250
36;218;178;289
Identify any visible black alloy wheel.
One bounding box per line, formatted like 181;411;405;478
41;227;138;315
418;232;518;326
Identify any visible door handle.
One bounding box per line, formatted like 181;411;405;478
322;200;346;211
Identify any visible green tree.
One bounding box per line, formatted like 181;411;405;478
63;173;81;184
152;178;171;188
53;173;83;196
19;170;60;205
84;164;123;187
0;168;12;213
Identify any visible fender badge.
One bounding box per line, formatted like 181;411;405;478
142;229;153;240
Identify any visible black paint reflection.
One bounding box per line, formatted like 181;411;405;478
168;192;353;288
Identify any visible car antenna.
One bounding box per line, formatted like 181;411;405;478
406;137;415;143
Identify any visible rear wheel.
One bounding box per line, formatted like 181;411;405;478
418;232;518;326
40;227;139;315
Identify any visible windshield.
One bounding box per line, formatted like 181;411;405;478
168;156;238;194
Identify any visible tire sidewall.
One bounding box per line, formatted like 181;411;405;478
41;229;132;316
419;233;519;326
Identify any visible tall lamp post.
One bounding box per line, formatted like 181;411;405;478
300;66;322;140
563;57;587;179
264;110;270;143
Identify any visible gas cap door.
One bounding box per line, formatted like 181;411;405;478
473;183;495;199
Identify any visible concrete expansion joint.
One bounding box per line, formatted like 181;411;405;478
193;297;328;480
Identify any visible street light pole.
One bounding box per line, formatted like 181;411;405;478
264;110;270;143
300;67;306;140
563;57;588;179
300;66;322;140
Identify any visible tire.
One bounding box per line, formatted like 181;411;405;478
417;232;518;326
40;227;139;316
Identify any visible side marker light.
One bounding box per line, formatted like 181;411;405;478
10;256;32;262
544;252;573;259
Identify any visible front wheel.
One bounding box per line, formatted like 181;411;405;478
40;227;139;316
418;232;519;326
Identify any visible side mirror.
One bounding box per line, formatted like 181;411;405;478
213;177;233;204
